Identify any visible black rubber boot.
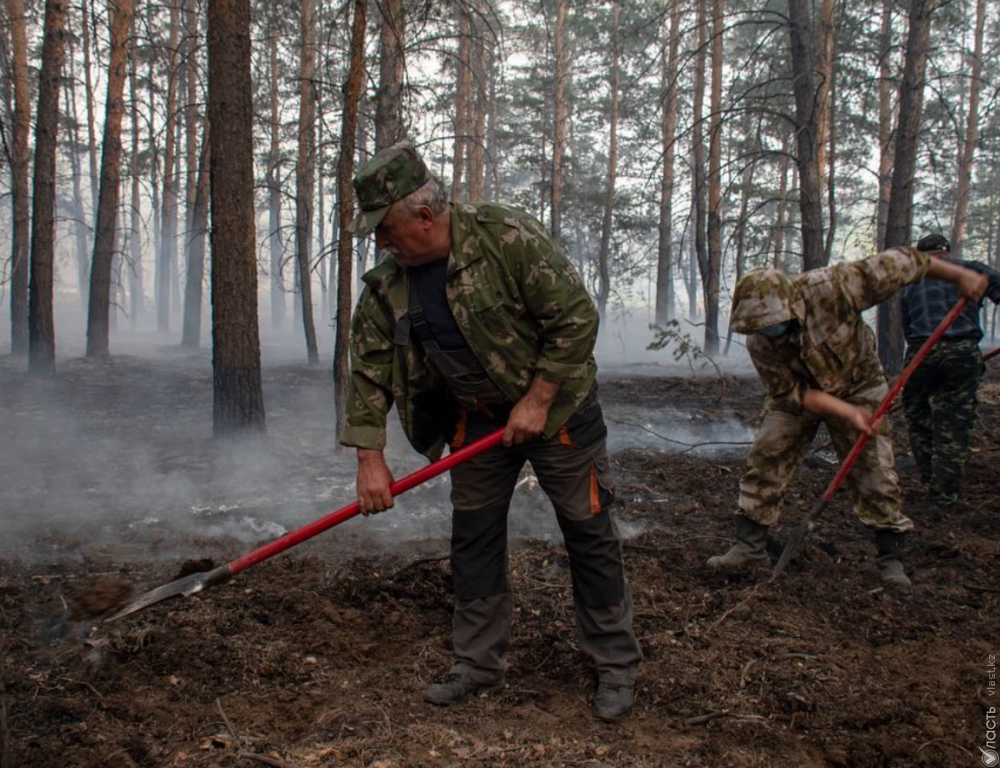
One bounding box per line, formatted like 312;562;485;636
424;674;504;706
707;514;770;568
592;681;634;723
874;530;912;590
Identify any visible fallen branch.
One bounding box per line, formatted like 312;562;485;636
707;584;763;633
916;738;975;759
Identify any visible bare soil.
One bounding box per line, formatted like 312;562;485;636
0;354;997;768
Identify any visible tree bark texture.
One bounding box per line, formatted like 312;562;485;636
159;0;181;332
551;0;567;242
28;0;68;377
876;0;894;249
127;49;144;325
704;0;723;355
467;0;488;201
6;0;31;354
880;0;936;375
691;0;707;319
787;0;825;270
597;0;620;320
66;50;90;310
451;6;473;200
267;26;285;328
208;0;266;435
375;0;405;151
295;0;319;364
86;0;135;358
81;0;99;210
655;0;682;326
949;0;985;256
335;0;368;439
181;136;210;349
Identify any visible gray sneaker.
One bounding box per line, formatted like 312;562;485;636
424;674;503;706
592;681;634;723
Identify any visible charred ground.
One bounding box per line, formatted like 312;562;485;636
0;354;997;767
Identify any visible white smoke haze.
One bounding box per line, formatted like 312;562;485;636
0;304;757;566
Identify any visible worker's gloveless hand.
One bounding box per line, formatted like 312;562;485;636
845;405;875;436
957;270;989;303
356;448;395;515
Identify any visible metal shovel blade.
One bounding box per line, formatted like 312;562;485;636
103;564;233;624
770;519;816;582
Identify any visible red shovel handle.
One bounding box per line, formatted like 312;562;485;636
818;298;967;503
227;428;505;576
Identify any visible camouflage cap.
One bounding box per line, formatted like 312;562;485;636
730;269;798;334
348;141;431;235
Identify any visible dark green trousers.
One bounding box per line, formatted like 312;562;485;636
902;339;984;505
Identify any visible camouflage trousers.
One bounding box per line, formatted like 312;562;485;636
902;338;983;505
739;380;912;532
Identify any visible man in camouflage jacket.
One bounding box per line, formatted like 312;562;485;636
341;142;641;722
707;247;987;589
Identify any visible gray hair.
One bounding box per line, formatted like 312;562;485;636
394;175;449;219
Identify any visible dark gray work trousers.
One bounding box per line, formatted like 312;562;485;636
445;398;642;686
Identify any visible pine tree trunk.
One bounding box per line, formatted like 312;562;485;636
375;0;405;151
467;0;488;202
28;0;68;377
208;0;266;434
787;0;825;270
128;49;144;325
334;0;368;439
876;0;894;249
159;0;181;332
774;129;791;270
949;0;985;256
597;0;620;321
65;49;90;309
880;0;937;375
181;137;210;349
451;7;473;201
655;0;681;326
295;0;319;363
6;0;31;354
703;0;723;355
81;0;99;211
267;27;285;328
86;0;134;358
691;0;707;320
551;0;567;241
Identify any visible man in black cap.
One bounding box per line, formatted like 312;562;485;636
340;141;641;722
900;234;1000;509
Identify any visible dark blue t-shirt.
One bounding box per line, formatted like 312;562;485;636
409;258;468;351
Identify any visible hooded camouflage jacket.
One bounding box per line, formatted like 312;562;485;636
747;247;930;412
341;202;599;460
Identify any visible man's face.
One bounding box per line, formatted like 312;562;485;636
374;205;439;267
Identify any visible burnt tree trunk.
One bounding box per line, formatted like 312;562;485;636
208;0;266;435
127;49;144;324
28;0;68;377
334;0;367;439
86;0;134;358
876;0;894;250
158;0;181;332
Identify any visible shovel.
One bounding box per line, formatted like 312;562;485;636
103;427;506;623
770;298;968;581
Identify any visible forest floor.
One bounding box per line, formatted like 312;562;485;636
0;351;997;768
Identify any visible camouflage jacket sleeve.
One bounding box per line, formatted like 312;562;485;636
340;287;396;450
747;334;807;412
506;213;598;384
834;246;930;313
